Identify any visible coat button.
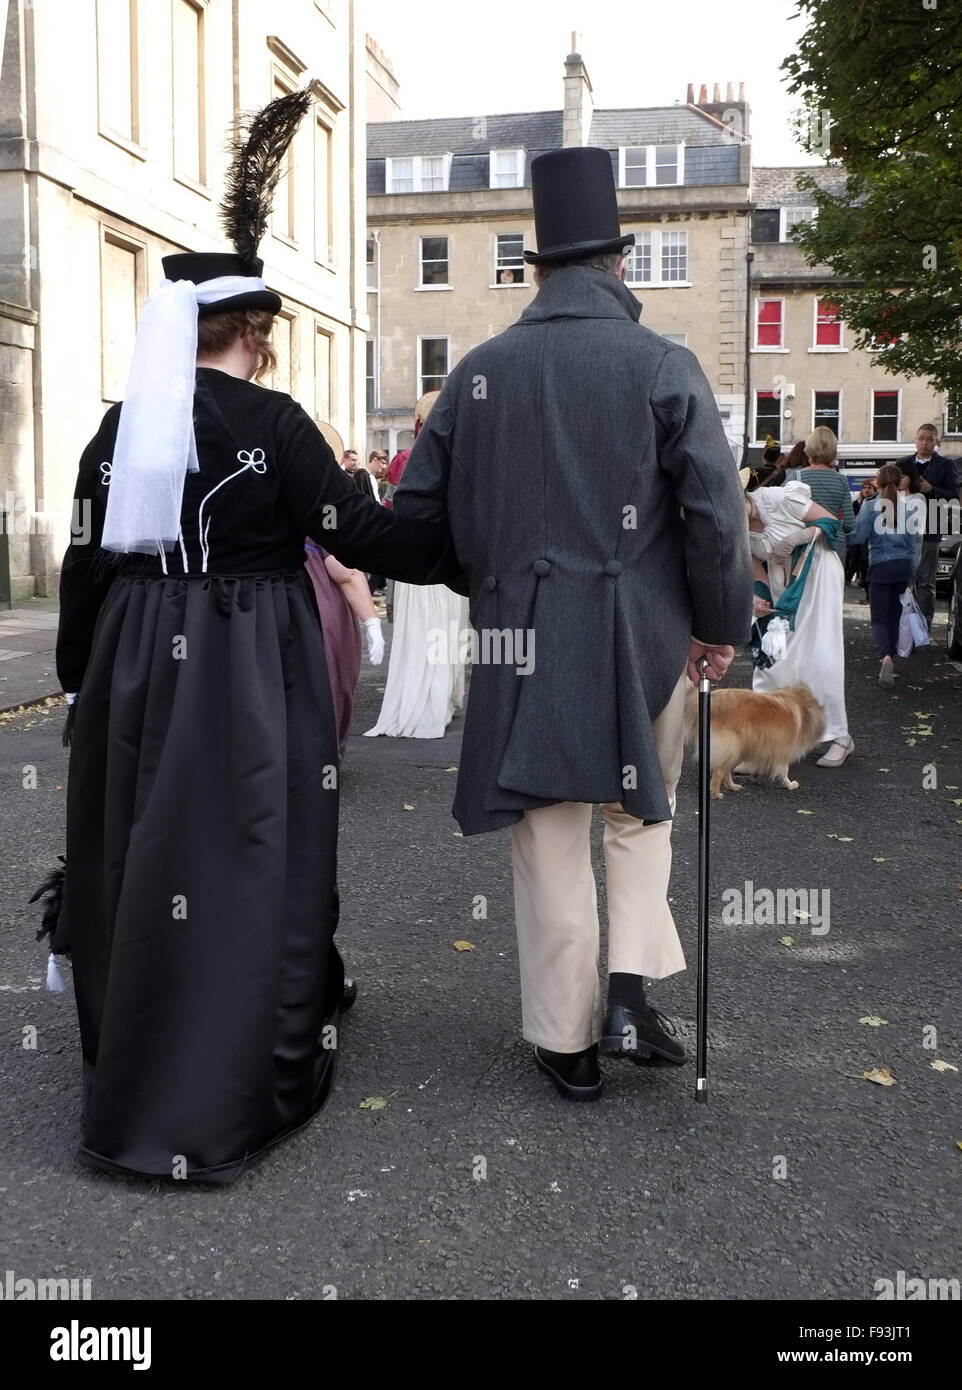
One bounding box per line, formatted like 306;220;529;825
533;559;551;576
603;560;623;577
482;575;497;592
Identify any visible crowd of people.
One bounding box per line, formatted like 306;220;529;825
745;422;959;714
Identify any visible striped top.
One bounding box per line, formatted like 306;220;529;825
787;467;856;556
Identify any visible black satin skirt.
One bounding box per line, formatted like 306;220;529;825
60;570;344;1184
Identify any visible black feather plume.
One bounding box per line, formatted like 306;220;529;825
29;856;66;947
220;84;318;267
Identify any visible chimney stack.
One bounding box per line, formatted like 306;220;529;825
691;80;751;139
563;39;594;147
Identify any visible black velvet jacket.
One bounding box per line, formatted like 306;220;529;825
57;369;461;691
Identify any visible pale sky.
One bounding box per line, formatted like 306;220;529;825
364;0;824;168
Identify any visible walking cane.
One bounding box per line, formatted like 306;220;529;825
696;657;711;1103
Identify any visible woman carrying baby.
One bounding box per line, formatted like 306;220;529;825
746;473;854;768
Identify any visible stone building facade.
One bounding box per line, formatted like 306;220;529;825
365;52;949;471
1;0;369;601
366;62;754;459
749;166;949;465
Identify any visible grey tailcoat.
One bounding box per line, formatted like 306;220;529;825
393;267;752;836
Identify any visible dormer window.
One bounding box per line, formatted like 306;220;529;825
618;144;685;188
779;206;816;242
490;149;525;189
385;154;451;193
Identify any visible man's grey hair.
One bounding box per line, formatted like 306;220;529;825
534;250;626;283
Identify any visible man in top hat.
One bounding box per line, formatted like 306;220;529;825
393;146;752;1101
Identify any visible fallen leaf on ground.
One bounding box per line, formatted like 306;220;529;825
359;1096;389;1111
859;1015;888;1027
402;803;414;810
873;857;887;862
453;940;475;952
779;936;794;947
444;765;459;772
793;910;811;920
930;1060;958;1073
837;836;854;842
862;1067;897;1087
797;809;814;815
878;768;890;773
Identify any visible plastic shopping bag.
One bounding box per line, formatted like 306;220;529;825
898;588;929;657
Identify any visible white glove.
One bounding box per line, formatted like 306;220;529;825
363;616;384;665
768;527;816;560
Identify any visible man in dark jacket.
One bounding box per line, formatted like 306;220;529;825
898;424;962;627
394;148;752;1102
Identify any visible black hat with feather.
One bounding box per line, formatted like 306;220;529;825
162;84;318;316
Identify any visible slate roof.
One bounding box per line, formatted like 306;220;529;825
366;111;564;159
752;166;848;205
367;104;745;194
589;107;737;148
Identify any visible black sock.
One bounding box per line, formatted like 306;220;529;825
608;972;648;1011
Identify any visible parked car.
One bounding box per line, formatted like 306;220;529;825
947;547;962;660
937;528;962;596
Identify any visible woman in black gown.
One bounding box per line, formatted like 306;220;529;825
54;275;458;1184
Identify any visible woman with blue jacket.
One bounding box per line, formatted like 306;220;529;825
849;463;926;686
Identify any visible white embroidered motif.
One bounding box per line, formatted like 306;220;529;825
197;448;267;573
99;462;112;487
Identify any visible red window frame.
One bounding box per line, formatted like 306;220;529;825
756;300;783;348
815;299;841;347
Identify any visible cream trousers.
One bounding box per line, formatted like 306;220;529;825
508;671;688;1052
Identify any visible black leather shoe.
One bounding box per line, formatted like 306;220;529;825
600;1002;686;1065
341;978;358;1014
534;1045;603;1101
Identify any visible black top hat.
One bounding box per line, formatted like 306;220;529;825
523;147;634;265
161;252;282;318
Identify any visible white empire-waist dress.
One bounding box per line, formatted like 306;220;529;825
751;480;849;744
53;368;456;1183
365;583;469;739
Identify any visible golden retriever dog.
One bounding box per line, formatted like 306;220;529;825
684;685;826;799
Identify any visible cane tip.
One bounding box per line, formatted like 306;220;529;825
695;1081;708;1103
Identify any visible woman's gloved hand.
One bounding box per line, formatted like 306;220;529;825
768;526;817;560
363;616;384;665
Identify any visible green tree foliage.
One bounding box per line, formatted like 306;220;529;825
782;0;962;398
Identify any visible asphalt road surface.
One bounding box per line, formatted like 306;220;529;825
1;596;960;1300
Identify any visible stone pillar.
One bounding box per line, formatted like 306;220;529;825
0;300;38;602
717;215;751;460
